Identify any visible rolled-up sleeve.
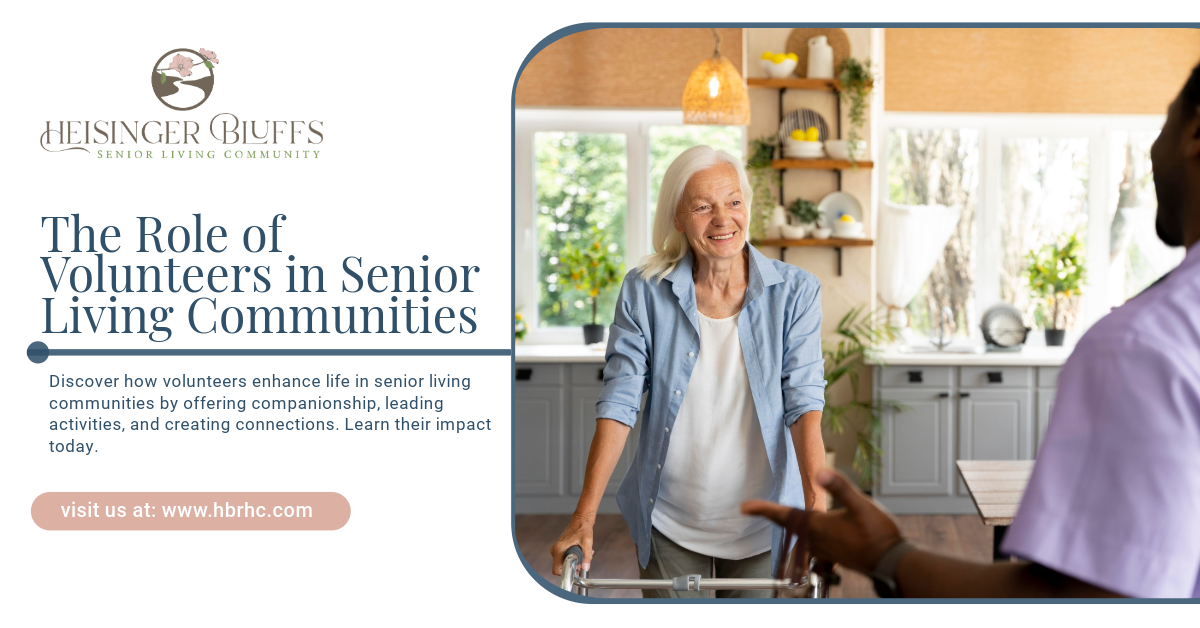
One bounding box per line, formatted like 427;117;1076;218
596;273;650;427
781;280;825;426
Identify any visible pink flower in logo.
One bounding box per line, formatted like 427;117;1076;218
199;48;219;64
171;54;194;77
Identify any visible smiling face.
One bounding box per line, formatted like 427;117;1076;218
673;163;748;264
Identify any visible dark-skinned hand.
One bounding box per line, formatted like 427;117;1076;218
743;468;905;575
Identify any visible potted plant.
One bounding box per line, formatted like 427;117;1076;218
822;305;902;489
788;197;822;228
746;136;781;239
1025;233;1086;347
836;58;873;166
557;229;623;345
514;310;527;342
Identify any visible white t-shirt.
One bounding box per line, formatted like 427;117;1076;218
650;311;775;560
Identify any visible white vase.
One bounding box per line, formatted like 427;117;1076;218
807;36;834;79
766;204;788;238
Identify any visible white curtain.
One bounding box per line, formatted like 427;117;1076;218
877;202;962;329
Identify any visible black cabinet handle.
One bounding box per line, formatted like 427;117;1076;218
516;368;532;381
597;368;604;381
907;370;924;383
938;392;950;398
987;371;1003;384
960;392;971;398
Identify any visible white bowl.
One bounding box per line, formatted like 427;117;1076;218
824;139;867;161
811;227;833;239
760;57;798;79
783;138;824;158
779;224;807;239
832;222;864;238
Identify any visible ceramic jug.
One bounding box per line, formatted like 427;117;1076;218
807;36;834;79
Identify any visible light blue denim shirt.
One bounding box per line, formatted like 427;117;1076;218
596;244;825;572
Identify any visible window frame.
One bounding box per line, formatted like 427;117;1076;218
515;109;744;344
878;112;1167;341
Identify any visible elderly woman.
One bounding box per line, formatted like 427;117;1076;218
550;145;827;598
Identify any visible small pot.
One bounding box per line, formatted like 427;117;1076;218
583;324;605;345
1044;329;1066;346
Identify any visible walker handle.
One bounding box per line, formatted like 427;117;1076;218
560;545;584;591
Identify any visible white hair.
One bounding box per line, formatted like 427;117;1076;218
638;145;753;282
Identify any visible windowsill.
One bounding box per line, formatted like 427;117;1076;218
516;344;607;363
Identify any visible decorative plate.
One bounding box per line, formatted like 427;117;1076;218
981;303;1029;349
816;191;862;226
778;108;830;144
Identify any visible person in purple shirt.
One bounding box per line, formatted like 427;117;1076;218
743;59;1200;598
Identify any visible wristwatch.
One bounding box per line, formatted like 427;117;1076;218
869;540;916;598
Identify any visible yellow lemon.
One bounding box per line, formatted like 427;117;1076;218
790;129;805;140
772;53;786;64
761;51;774;60
805;127;820;141
840;214;855;223
786;52;799;61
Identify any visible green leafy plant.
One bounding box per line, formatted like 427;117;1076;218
746;136;781;239
788;198;821;225
1025;233;1087;330
556;228;623;325
837;58;874;167
514;310;527;341
822;305;901;488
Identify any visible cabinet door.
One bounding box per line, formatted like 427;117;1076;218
878;389;953;496
1035;389;1056;456
957;389;1033;494
570;385;639;496
514;386;565;496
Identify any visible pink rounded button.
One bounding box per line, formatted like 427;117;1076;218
32;492;350;530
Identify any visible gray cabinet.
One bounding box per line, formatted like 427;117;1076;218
956;389;1032;495
878;389;953;497
876;364;1057;514
1036;389;1056;454
515;362;638;514
514;385;565;495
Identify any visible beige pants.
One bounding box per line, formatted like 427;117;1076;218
638;527;773;598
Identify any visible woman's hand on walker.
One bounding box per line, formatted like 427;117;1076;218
742;468;905;574
550;514;595;576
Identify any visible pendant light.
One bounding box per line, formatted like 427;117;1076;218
682;28;750;125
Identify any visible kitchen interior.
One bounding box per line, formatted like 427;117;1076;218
512;27;1200;597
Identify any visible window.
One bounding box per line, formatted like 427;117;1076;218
516;110;743;343
1106;130;1184;309
998;137;1090;328
881;114;1179;344
534;132;627;328
886;128;979;338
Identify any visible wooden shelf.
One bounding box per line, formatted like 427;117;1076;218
772;159;873;170
747;77;842;92
753;238;873;248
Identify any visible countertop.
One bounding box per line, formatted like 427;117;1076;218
517;343;1074;366
516;344;607;363
869;344;1073;366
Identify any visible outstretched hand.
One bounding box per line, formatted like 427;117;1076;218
743;468;905;574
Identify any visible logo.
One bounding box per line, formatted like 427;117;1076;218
151;48;220;111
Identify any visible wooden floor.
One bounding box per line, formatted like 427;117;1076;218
516;514;994;598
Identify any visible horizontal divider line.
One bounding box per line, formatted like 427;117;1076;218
46;349;512;357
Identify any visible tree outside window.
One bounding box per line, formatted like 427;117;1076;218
534;132;627;328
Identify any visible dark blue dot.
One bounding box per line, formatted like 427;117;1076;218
109;296;117;302
27;342;49;364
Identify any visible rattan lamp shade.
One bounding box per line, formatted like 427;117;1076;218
682;55;750;125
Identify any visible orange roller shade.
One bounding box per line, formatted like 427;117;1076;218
884;28;1200;114
516;28;743;108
